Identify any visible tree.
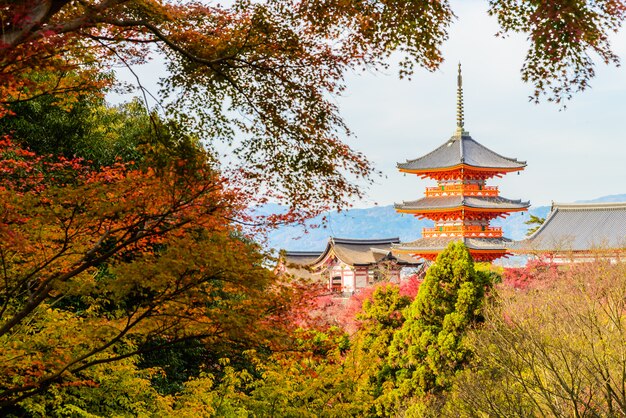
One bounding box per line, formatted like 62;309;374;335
0;0;456;220
488;0;626;104
0;95;148;168
445;261;626;417
386;242;493;415
0;129;303;411
524;214;545;236
351;284;414;417
1;1;625;219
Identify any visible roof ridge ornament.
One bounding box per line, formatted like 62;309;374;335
455;62;469;138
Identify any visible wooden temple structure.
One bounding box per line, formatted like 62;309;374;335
393;64;529;262
514;202;626;263
278;237;423;293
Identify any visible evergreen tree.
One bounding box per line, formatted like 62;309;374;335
353;284;413;416
524;214;546;236
387;242;492;415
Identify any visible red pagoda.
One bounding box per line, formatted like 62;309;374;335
393;64;529;262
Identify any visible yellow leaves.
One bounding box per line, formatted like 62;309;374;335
172;365;256;418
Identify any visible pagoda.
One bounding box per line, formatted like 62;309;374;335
393;64;529;262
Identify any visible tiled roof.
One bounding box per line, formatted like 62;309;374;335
285;237;423;267
284;251;324;266
516;202;626;252
397;135;526;171
394;236;513;252
326;237;421;266
395;196;529;211
281;251;324;280
332;237;400;245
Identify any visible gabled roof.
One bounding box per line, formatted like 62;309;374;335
284;237;423;268
284;251;324;266
395;195;529;212
516;202;626;252
280;251;324;280
397;135;526;172
315;237;421;267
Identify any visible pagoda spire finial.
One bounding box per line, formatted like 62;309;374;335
455;62;468;137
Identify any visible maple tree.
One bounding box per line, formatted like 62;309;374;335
0;130;304;411
0;0;455;219
489;0;626;103
1;0;624;219
502;257;559;289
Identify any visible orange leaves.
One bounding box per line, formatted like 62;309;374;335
0;0;442;219
0;137;292;408
489;0;626;103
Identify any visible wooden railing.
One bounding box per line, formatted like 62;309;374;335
425;184;499;197
422;225;503;238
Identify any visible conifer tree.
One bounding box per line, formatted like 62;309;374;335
387;242;492;415
353;284;413;416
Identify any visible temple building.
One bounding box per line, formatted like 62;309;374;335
514;202;626;262
393;64;529;262
278;237;423;293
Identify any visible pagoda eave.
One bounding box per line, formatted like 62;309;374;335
398;163;524;176
393;64;527;264
395;206;528;216
395;248;509;262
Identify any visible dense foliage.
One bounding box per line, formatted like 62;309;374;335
2;0;625;217
446;261;626;417
387;243;492;415
1;1;625;415
0;96;310;414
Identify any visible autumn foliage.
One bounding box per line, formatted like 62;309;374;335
502;257;560;289
0;135;293;410
2;0;626;415
448;260;626;417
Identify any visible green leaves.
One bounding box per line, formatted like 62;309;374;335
387;242;492;412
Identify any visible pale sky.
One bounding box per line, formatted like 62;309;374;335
339;1;626;208
113;1;626;208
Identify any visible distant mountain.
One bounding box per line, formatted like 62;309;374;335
577;194;626;203
267;194;626;252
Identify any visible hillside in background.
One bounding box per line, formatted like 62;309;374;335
267;194;626;251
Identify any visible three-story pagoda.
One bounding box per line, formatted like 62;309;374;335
393;64;529;262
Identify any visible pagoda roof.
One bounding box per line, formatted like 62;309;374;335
395;195;530;212
515;202;626;253
397;134;526;173
393;236;513;253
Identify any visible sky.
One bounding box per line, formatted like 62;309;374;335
112;0;626;209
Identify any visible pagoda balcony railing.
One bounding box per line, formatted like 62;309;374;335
422;225;503;238
424;184;499;197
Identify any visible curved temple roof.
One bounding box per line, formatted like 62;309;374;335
283;251;324;266
515;202;626;253
395;195;530;212
314;237;420;267
398;135;526;173
285;237;422;268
